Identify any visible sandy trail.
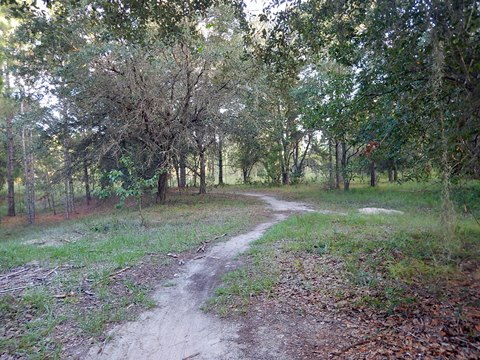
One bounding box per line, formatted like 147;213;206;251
85;194;312;360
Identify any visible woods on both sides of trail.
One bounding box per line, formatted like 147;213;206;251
0;0;478;224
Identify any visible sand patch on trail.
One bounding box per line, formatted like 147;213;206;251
358;207;404;215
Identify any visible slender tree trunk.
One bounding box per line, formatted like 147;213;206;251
388;167;394;182
172;154;180;189
51;192;56;215
209;149;215;181
335;140;341;189
63;133;73;219
22;126;35;224
179;152;186;188
282;168;289;185
69;173;75;212
341;141;350;191
6;113;15;216
393;162;398;182
84;161;91;204
28;131;35;221
199;150;206;194
328;138;334;189
370;160;377;187
218;135;224;186
281;152;289;185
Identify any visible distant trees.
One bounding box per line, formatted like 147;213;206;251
2;0;477;222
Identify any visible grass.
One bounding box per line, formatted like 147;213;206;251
0;193;262;270
0;192;265;359
209;180;480;315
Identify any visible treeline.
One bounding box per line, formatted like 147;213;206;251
0;0;478;224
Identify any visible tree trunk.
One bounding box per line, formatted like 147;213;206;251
282;171;289;185
393;162;398;182
335;140;341;189
6;113;15;216
63;132;74;219
243;168;248;184
388;167;394;182
179;152;187;188
22;127;35;224
51;192;56;215
328;138;334;189
341;141;350;191
157;172;168;203
370;160;377;187
218;136;224;186
199;150;206;194
84;161;91;204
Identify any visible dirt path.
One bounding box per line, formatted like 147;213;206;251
85;194;312;360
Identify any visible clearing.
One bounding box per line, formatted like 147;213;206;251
1;183;479;359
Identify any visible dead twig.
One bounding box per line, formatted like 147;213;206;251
0;267;29;281
109;267;131;278
0;284;33;294
213;233;227;240
182;353;200;360
97;337;109;354
54;292;76;299
196;233;228;253
455;336;480;351
330;337;372;356
43;266;59;279
196;243;207;253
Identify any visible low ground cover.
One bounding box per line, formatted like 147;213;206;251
0;192;265;359
209;181;480;359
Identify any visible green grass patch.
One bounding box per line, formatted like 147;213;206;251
209;181;480;315
0;192;264;358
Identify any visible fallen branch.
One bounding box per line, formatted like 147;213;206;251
196;233;228;253
196;243;207;253
455;336;480;351
109;267;131;278
213;233;227;241
0;284;32;294
330;337;372;356
0;267;30;281
167;253;178;258
182;353;200;360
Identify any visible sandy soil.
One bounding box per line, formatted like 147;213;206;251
358;207;404;215
85;194;313;360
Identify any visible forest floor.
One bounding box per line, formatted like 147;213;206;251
1;183;479;359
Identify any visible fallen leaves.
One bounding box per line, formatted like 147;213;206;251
240;252;480;359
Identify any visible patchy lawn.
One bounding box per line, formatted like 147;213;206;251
0;192;267;359
208;181;480;359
